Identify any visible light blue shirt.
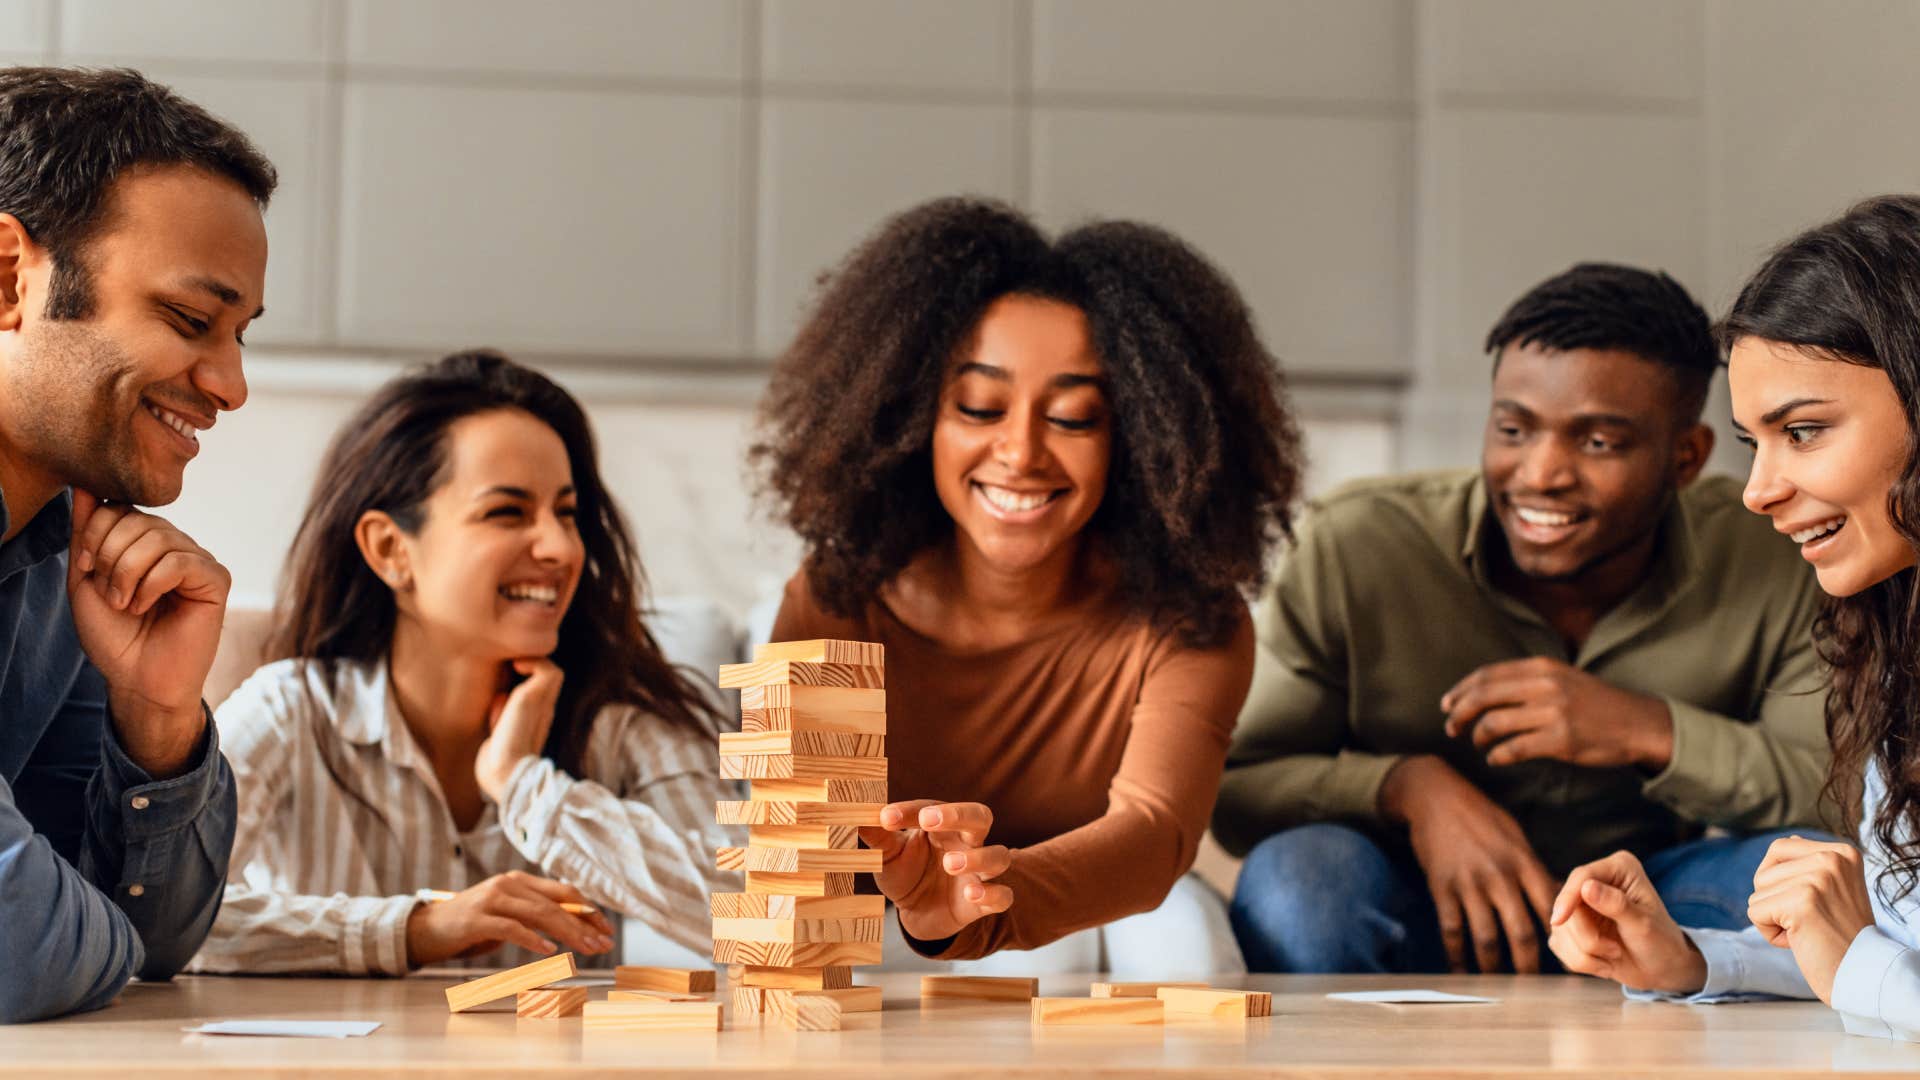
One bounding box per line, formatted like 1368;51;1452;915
1631;764;1920;1040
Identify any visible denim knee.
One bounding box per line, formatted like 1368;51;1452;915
1229;824;1404;972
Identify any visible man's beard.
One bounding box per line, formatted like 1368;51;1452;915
11;322;171;506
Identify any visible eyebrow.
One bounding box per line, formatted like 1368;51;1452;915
475;485;576;501
954;361;1106;389
184;275;265;319
1491;400;1639;428
1761;397;1833;426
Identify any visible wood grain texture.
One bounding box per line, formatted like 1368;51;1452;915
730;985;767;1016
746;779;888;803
1090;981;1209;999
1156;988;1257;1020
738;964;853;990
744;871;855;896
721;730;886;758
614;966;717;993
718;660;884;689
581;1001;722;1032
711;939;883;967
741;707;887;736
717;846;880;873
739;684;885;713
921;976;1038;1002
717;800;886;826
443;951;576;1013
721;753;888;782
768;986;884;1031
608;989;709;1003
1030;998;1165;1026
710;916;884;944
753;639;884;667
748;824;861;850
710;893;885;919
514;986;588;1018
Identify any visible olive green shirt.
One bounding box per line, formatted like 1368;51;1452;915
1213;469;1830;876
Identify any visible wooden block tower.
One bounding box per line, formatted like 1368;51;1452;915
713;639;888;1031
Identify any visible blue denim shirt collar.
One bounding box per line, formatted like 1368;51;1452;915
0;487;74;585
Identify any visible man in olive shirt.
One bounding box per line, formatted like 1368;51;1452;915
1216;264;1829;975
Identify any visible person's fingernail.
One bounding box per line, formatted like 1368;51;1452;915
923;809;943;828
108;585;123;608
537;939;556;953
592;935;613;951
966;884;983;901
943;852;965;873
76;549;91;573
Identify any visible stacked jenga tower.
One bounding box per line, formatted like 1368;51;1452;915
713;639;888;1031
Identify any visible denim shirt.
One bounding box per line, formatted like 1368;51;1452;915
1631;763;1920;1041
0;489;235;1023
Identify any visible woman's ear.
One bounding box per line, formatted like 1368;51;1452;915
355;510;413;593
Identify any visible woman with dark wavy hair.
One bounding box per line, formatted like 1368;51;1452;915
754;198;1303;966
1545;195;1920;1039
191;351;731;975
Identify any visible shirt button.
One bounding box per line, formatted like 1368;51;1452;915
130;796;150;810
128;884;146;897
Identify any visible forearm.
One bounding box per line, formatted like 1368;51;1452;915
1213;750;1403;856
1641;699;1830;830
189;884;415;976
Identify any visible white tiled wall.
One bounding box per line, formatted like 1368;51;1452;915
9;1;1920;607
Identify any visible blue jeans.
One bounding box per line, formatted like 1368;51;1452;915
1229;822;1819;974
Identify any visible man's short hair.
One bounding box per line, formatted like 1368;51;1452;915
1484;262;1718;424
0;66;277;319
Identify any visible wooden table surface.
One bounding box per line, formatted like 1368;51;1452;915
5;970;1919;1078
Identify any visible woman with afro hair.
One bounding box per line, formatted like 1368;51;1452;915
753;197;1304;969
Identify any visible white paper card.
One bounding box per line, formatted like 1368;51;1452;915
1326;990;1496;1004
184;1020;382;1038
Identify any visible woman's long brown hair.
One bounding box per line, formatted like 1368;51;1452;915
1719;195;1920;900
266;350;718;772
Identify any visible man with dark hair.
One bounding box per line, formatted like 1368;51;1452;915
1215;263;1829;975
0;67;274;1021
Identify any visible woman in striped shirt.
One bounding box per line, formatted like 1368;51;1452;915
191;351;732;975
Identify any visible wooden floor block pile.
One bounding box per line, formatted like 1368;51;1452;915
1030;982;1274;1026
444;955;729;1031
712;639;888;1031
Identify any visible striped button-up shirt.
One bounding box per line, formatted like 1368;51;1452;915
189;658;736;975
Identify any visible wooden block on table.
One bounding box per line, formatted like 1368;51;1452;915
445;952;577;1013
609;989;708;1003
718;659;884;690
582;1001;723;1032
1030;997;1165;1026
712;938;883;967
718;800;885;827
767;986;884;1030
614;966;716;994
710;892;884;919
753;639;884;667
920;975;1038;1002
744;870;855;896
721;730;886;758
731;985;767;1015
710;915;884;944
1090;981;1209;999
740;964;853;990
717;846;881;874
1144;983;1267;1014
747;779;888;803
740;684;885;714
1228;989;1273;1017
515;986;588;1018
742;707;886;736
721;753;888;782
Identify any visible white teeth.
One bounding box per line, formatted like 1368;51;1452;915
1790;517;1846;544
1515;507;1577;527
499;584;559;604
145;403;197;442
977;484;1054;514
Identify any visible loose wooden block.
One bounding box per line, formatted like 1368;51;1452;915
1090;981;1209;999
767;986;884;1030
721;730;886;758
613;966;717;994
1030;997;1165;1026
710;893;884;919
710;916;884;944
1230;990;1273;1018
717;846;881;874
608;989;708;1003
754;639;884;667
721;753;888;782
742;707;886;736
717;800;885;826
748;824;861;850
920;975;1038;1002
516;986;588;1018
744;870;854;896
718;659;884;690
748;779;888;803
739;684;885;714
740;964;853;990
445;952;577;1013
582;1001;723;1032
1156;987;1261;1020
731;985;767;1015
711;939;883;967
